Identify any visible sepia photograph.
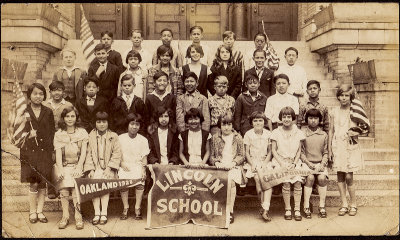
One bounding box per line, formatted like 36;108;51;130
1;2;399;237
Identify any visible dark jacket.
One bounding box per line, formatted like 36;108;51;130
75;95;109;133
242;67;275;98
110;95;148;135
233;91;268;136
145;93;177;126
209;64;242;99
90;50;125;74
182;64;211;98
88;61;120;102
180;130;209;161
148;127;180;165
52;68;87;104
20;104;55;183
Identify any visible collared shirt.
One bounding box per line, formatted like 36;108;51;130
122;92;133;109
62;66;79;78
255;67;265;79
243;128;272;161
276;63;307;96
243;90;262;102
298;99;329;132
209;94;235;126
158;127;169;165
151;91;169;102
99;62;108;73
302;126;328;164
185;91;196;104
264;92;299;123
86;95;97;106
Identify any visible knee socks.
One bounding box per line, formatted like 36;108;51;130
72;190;82;220
120;191;129;210
28;190;38;214
59;190;70;219
135;189;144;210
293;185;302;211
261;189;272;211
230;184;236;214
100;194;110;216
318;186;327;207
282;184;291;210
303;186;312;209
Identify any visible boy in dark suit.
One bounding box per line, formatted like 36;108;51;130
242;49;275;98
75;77;108;133
88;43;120;102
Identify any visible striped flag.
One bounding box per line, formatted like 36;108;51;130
262;20;280;71
350;98;370;135
7;76;29;148
80;4;95;66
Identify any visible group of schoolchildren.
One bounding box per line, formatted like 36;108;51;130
20;26;365;230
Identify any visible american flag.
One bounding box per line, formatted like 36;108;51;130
80;4;95;66
262;20;280;71
7;74;29;148
350;98;370;135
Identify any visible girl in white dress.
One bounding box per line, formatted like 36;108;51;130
243;111;273;222
329;84;365;217
270;107;306;221
119;113;150;220
54;106;88;230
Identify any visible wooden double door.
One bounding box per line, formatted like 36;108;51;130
78;3;297;41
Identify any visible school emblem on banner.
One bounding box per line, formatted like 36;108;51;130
147;165;231;229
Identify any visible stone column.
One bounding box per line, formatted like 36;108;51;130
128;3;142;33
232;3;247;40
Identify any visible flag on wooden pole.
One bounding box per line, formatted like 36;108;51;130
262;20;280;71
6;62;29;148
80;4;95;66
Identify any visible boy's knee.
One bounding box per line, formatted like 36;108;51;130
294;181;302;189
282;183;290;189
345;173;353;186
337;172;346;182
306;175;315;186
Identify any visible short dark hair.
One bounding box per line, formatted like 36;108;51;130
273;74;290;85
183;71;198;82
160;28;173;37
278;106;296;121
245;73;260;83
222;31;236;40
216;110;233;128
126;113;142;127
49;81;65;91
336;83;356;101
95;111;109;121
153;70;169;81
27;82;47;101
285;47;298;56
157;45;173;59
155;106;173;120
84;76;99;87
94;43;107;52
186;44;204;58
305;108;323;124
253;49;267;58
101;31;114;39
253;32;267;42
249;111;268;126
307;80;321;89
184;108;204;124
58;106;81;130
190;26;203;34
121;74;135;85
126;50;142;64
131;29;143;37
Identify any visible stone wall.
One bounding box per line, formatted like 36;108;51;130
54;3;76;39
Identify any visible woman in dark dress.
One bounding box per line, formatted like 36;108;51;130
20;83;55;224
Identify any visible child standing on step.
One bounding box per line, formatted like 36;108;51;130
52;48;87;105
91;31;125;74
243;111;274;222
183;26;212;66
54;106;88;230
329;84;367;217
270;106;306;221
123;30;152;72
118;113;150;220
209;111;245;224
301;108;329;219
21;83;55;225
152;28;183;69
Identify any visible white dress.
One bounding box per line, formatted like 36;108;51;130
331;107;364;173
118;133;150;183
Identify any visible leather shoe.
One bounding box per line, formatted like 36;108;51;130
58;217;69;229
92;215;100;225
75;218;84;230
99;215;108;225
37;212;48;223
294;210;302;221
284;210;292;220
29;212;38;224
135;208;142;220
262;210;272;222
120;208;129;220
